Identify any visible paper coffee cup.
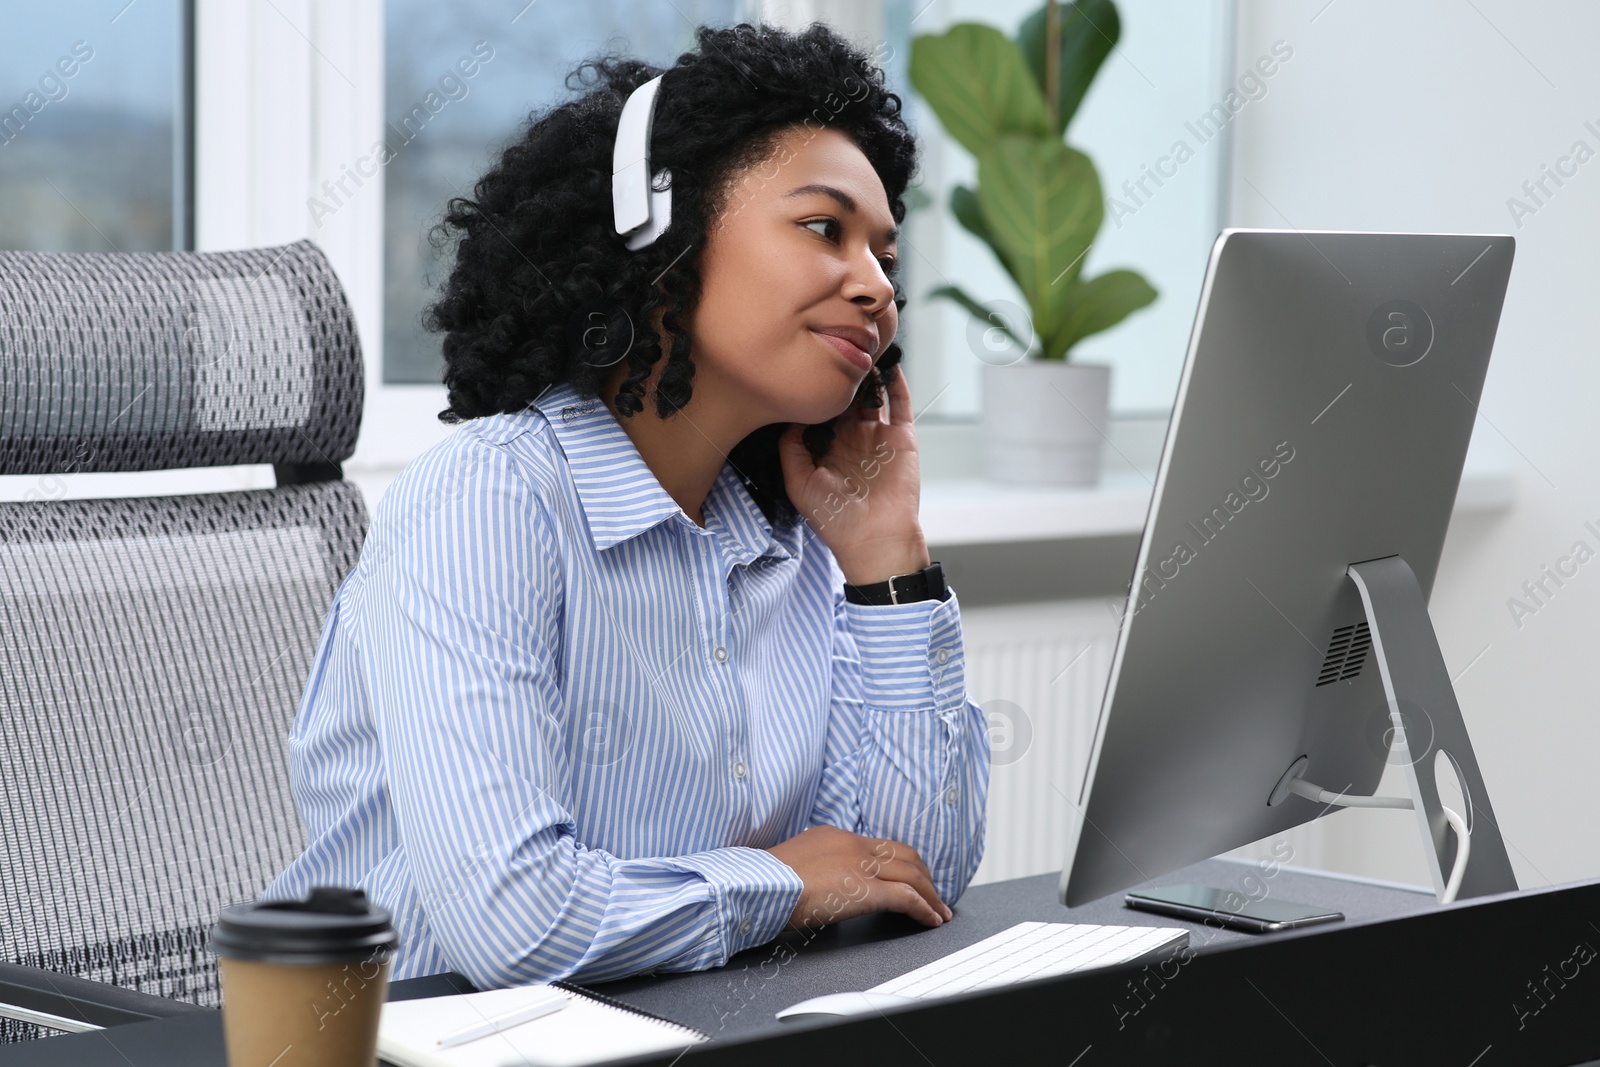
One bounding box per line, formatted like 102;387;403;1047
209;887;398;1067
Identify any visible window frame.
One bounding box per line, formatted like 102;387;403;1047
195;0;447;476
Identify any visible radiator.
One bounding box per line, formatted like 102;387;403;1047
963;598;1121;886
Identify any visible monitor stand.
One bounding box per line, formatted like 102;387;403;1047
1271;555;1518;903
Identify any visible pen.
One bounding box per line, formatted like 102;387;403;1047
435;993;568;1048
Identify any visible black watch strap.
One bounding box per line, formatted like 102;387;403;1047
843;561;947;606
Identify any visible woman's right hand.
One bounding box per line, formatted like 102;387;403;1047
764;825;953;930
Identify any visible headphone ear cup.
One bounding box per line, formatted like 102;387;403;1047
623;169;673;251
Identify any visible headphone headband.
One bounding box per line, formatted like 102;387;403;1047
612;75;672;250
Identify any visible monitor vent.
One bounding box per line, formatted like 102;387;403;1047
1316;622;1372;686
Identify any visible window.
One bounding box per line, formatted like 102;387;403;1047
381;0;753;384
0;0;193;252
900;0;1234;417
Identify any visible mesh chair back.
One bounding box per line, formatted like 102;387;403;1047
0;240;368;1040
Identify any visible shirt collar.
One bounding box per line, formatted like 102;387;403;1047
530;381;795;565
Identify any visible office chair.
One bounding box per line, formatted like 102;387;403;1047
0;239;367;1041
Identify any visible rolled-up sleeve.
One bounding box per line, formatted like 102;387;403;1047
807;567;991;907
351;435;801;988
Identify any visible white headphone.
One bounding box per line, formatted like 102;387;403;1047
612;75;672;251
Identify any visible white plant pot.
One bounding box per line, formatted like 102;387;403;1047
980;361;1111;487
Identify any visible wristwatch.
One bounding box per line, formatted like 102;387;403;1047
843;561;948;606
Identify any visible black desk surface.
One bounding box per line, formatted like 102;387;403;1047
605;855;1437;1038
6;857;1444;1065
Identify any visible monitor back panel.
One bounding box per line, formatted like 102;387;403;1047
1062;230;1514;906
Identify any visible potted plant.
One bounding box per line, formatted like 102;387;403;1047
910;0;1157;486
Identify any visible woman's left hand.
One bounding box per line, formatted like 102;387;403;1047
778;368;931;587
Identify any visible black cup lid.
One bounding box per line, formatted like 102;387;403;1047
209;887;398;965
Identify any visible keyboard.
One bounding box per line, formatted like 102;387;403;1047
866;921;1188;999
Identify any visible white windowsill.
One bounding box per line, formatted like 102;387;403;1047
919;467;1516;547
914;415;1517;546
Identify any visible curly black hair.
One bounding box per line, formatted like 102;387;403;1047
422;20;917;532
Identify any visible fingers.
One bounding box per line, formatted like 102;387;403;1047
776;423;810;479
863;837;950;923
864;837;933;884
874;856;951;923
871;877;945;927
776;829;954;931
777;422;803;458
885;364;913;427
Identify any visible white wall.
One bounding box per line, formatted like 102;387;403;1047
1228;0;1600;889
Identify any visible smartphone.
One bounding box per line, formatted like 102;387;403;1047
1123;884;1344;934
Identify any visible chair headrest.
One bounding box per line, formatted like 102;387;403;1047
0;239;364;475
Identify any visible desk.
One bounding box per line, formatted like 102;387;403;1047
11;858;1600;1066
602;855;1436;1038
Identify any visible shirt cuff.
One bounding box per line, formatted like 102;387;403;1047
657;846;804;961
843;586;968;715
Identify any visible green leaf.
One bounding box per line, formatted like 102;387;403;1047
1040;269;1157;360
927;284;1028;348
949;184;996;248
950;183;1013;277
975;136;1102;341
909;24;1053;157
902;185;934;213
1017;0;1120;135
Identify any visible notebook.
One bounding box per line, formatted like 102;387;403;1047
377;980;706;1067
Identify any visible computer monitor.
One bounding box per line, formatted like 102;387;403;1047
1060;229;1519;908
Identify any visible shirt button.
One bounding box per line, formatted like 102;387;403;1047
739;918;753;936
945;785;959;804
935;648;951;665
732;760;747;780
713;645;728;663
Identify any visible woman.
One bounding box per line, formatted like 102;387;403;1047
266;20;991;988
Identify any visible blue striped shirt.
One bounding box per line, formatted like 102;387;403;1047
264;379;991;988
